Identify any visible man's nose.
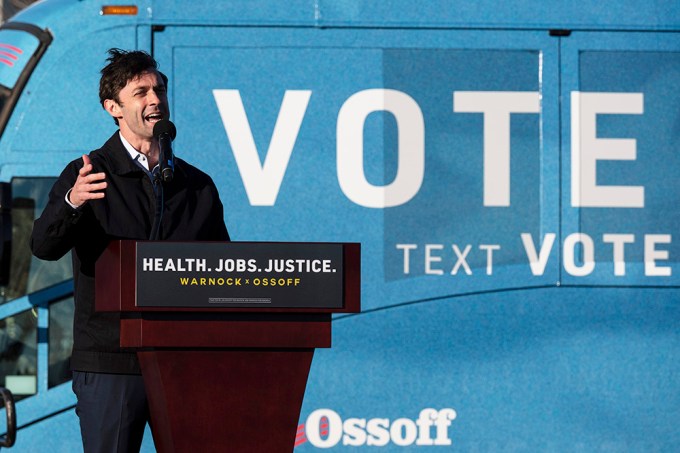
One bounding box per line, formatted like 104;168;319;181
147;90;161;105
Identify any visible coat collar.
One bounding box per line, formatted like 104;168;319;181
98;131;144;176
98;131;186;178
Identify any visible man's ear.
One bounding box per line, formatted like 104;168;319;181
104;99;122;120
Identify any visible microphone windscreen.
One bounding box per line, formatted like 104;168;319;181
153;119;177;140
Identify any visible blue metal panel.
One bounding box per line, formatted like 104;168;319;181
297;287;680;451
9;0;680;33
151;0;317;26
149;0;680;31
36;305;48;395
154;27;559;312
560;32;680;285
317;0;680;31
11;0;152;30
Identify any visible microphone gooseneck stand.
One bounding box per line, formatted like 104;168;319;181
149;170;164;241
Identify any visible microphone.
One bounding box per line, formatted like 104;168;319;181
153;119;177;183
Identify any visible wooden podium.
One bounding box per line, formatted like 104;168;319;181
95;240;360;453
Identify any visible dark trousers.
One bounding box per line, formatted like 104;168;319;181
72;371;151;453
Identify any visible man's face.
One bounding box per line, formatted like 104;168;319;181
110;70;169;143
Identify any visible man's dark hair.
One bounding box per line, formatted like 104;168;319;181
99;48;168;123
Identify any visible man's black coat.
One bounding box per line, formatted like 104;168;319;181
31;132;229;374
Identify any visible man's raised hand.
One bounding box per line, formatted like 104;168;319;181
68;154;107;207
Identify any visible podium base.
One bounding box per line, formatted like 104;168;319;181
138;349;314;453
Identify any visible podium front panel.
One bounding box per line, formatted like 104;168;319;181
95;240;360;314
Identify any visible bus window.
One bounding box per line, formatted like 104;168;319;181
1;177;72;304
0;29;39;94
48;296;73;388
0;22;52;138
0;308;37;400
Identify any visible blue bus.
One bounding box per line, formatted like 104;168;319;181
0;0;678;451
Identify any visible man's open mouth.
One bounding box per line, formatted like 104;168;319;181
145;112;164;123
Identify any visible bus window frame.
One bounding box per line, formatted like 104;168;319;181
0;22;52;139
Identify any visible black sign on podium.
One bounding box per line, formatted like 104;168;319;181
136;242;345;309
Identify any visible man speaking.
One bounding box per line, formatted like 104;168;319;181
31;48;229;452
